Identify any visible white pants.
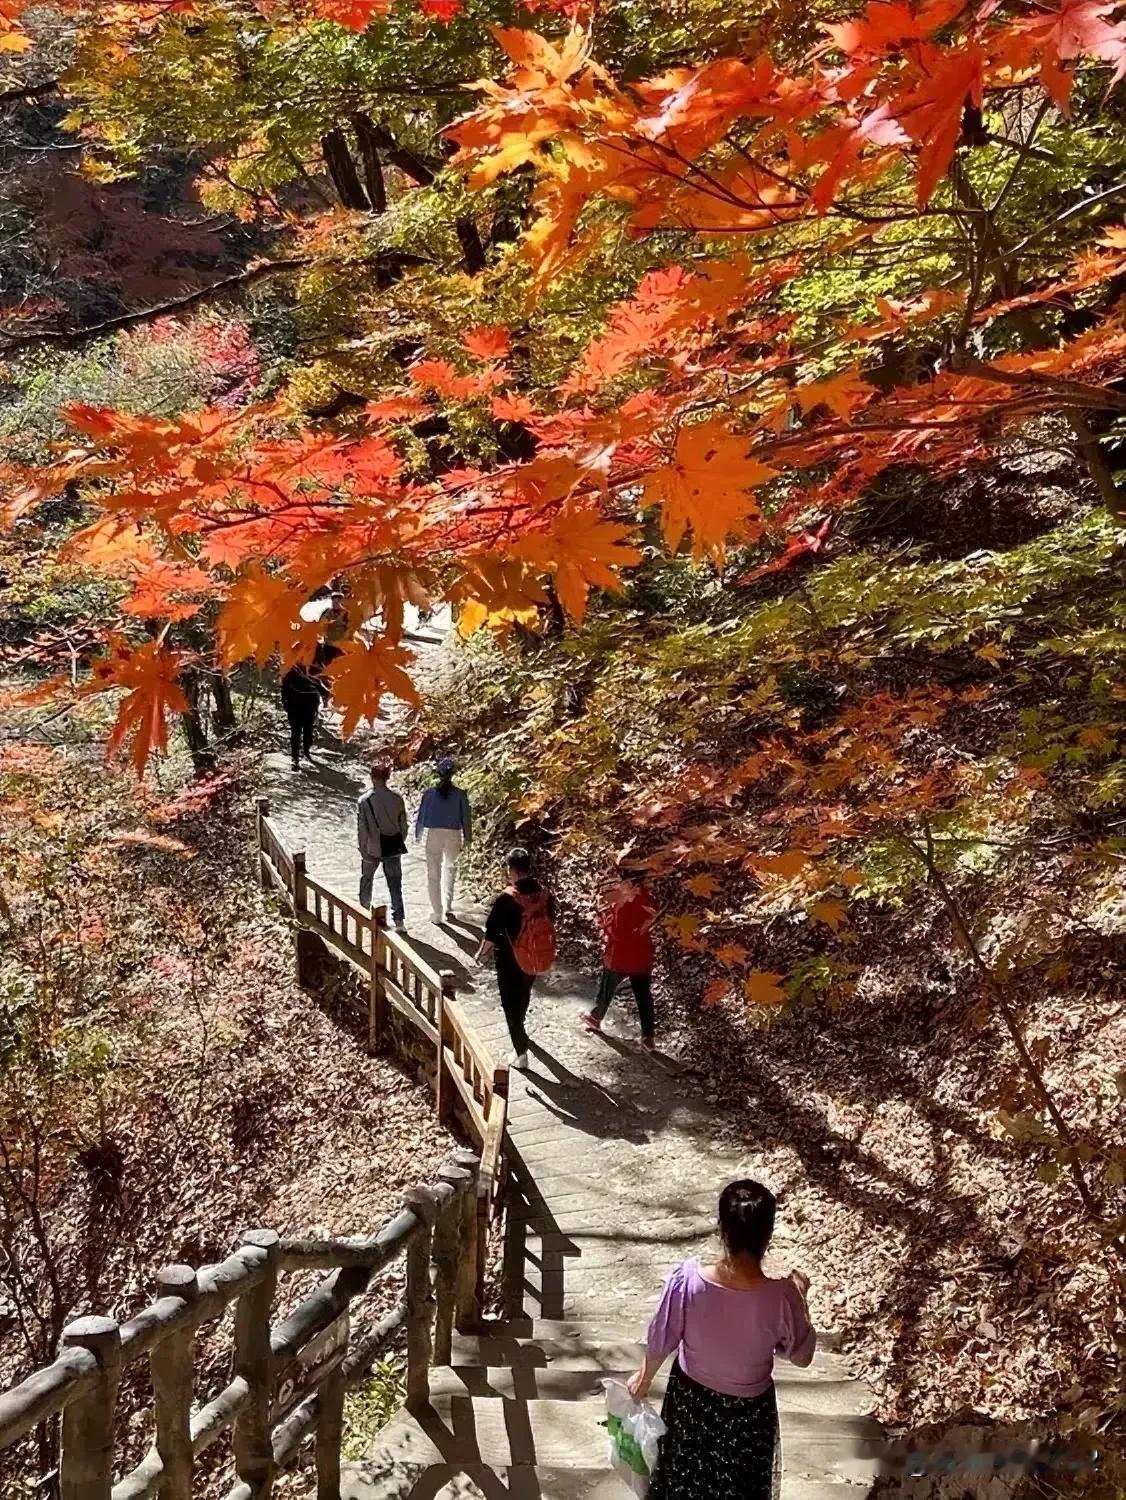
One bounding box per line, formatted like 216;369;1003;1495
425;828;462;919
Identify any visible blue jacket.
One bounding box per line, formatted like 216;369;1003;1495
416;784;471;841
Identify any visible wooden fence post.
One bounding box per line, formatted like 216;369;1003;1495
151;1265;197;1500
60;1315;121;1500
368;904;388;1054
255;798;270;890
433;1162;471;1364
450;1149;481;1331
232;1229;280;1499
435;972;457;1127
315;1360;346;1500
403;1187;438;1413
292;848;307;916
474;1067;508;1319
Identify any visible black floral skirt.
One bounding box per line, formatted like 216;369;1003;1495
648;1361;781;1500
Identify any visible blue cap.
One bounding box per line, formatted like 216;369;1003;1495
436;756;455;776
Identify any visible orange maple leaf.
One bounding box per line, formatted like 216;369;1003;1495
312;0;391;29
121;559;213;622
795;368;872;418
410;358;500;402
642;418;773;562
685;873;720;897
326;636;420;738
90;638;191;775
744;971;787;1005
702;978;733;1008
822;0;963;57
217;566;318;670
365;395;430;423
894;44;984;206
810;899;848;931
752;850;809;879
492;392;539;422
463;325;511;362
664;912;702;942
714;943;749;967
511;504;641;623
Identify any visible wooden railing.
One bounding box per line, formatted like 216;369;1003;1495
254;798;508;1168
0;804;514;1498
0;1151;482;1499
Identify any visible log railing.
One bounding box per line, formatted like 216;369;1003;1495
256;799;510;1341
0;805;515;1497
255;798;508;1159
0;1151;483;1499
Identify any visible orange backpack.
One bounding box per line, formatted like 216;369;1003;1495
508;887;556;976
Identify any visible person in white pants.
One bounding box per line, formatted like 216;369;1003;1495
415;757;472;924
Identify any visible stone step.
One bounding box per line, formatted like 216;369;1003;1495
453;1328;854;1386
431;1361;878;1418
344;1457;874;1500
343;1389;884;1499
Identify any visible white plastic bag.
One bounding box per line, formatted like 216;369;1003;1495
601;1378;666;1496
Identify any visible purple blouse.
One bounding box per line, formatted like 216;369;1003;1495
645;1258;816;1398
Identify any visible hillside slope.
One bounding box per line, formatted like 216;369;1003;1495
405;457;1126;1480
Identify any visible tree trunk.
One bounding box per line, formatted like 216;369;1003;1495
1069;411;1126;523
179;671;215;772
455;217;487;275
321;128;369;210
360;120;435;186
351;113;388;213
211;673;238;734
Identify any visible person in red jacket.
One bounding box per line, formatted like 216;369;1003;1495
581;864;658;1049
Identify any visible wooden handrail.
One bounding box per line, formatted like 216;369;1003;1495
255;801;509;1173
0;1153;482;1498
0;805;514;1495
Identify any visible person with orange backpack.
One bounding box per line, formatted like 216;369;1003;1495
476;846;556;1070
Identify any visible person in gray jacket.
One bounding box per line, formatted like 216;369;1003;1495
357;762;408;930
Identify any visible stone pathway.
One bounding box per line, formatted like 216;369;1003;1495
262;628;884;1499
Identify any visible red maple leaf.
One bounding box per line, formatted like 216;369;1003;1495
312;0;392;29
88;637;191;775
739;518;833;582
492;392;538;422
463;324;511;361
420;0;464;21
893;44;984;205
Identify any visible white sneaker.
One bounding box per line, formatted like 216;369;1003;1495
512;1051;529;1070
429;915;444;926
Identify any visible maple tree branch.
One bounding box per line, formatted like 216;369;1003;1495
960;360;1126;416
1067;411;1126;523
0;78;59;106
988;99;1053;217
0;257;315;354
897;825;1123;1259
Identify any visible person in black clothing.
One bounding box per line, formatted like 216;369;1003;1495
476;847;553;1070
281;637;341;770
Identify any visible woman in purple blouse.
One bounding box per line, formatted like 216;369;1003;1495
627;1179;815;1500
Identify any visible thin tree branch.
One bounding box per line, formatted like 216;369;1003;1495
0;78;59;106
0;256;364;354
897;825;1123;1258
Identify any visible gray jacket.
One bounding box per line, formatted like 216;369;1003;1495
357;783;408;859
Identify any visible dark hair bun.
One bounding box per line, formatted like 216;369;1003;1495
718;1179;776;1260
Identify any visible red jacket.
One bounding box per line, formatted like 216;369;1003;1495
600;882;657;974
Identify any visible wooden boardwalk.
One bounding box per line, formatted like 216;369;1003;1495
264;721;885;1499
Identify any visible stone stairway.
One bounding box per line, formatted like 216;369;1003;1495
263;628;887;1500
343;1313;884;1499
